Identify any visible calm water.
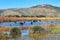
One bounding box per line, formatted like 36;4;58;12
9;34;60;40
0;20;60;27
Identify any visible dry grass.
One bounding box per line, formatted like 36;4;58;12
0;16;60;22
0;25;60;32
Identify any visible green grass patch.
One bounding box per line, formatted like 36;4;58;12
51;28;60;33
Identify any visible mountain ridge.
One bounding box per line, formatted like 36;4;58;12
0;4;60;17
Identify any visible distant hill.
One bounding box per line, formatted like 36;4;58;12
0;4;60;17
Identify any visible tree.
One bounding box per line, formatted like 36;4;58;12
14;15;20;17
7;15;13;17
36;15;46;17
10;27;21;39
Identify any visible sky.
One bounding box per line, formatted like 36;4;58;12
0;0;60;9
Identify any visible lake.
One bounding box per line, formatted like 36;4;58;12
0;20;60;27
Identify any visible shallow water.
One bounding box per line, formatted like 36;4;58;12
8;34;60;40
0;20;60;27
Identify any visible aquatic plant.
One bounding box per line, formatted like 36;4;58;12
10;27;21;39
31;26;45;34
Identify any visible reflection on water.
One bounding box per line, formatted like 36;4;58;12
9;34;60;40
0;20;60;27
21;30;29;36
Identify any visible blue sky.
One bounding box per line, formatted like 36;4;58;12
0;0;60;9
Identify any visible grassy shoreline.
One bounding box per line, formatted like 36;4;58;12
0;16;60;22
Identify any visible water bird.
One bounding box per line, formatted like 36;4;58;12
33;20;37;22
20;22;24;26
31;21;33;24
